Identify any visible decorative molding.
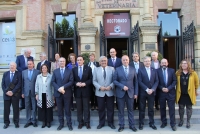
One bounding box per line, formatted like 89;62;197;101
167;0;173;12
130;8;140;15
0;0;21;5
94;9;104;16
61;0;68;14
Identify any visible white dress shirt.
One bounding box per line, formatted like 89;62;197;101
153;61;159;69
134;62;139;73
41;60;46;66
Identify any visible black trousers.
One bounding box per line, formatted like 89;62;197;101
139;93;155;125
155;89;159;107
4;98;19;125
90;86;97;107
20;97;25;108
38;93;53;122
75;97;90;124
97;95;114;125
134;95;140;109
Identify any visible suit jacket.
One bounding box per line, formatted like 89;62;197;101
87;61;100;67
138;67;159;96
108;57;122;68
16;55;34;72
1;71;22;100
157;68;177;98
129;61;144;69
36;60;51;73
151;61;160;69
72;65;92;98
93;66;115;97
22;69;40;97
51;67;74;98
113;66;138;98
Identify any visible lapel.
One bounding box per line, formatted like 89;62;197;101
144;67;150;82
9;71;17;82
121;66;127;80
30;69;36;81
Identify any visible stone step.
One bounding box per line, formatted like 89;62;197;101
0;115;199;126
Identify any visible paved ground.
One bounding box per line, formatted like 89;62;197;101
0;123;199;134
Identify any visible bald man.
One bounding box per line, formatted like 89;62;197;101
108;48;122;69
113;55;138;132
157;59;177;131
1;62;22;129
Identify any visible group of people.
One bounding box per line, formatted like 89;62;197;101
1;48;199;132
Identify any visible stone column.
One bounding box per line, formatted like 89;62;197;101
194;26;200;81
83;0;93;25
143;0;152;21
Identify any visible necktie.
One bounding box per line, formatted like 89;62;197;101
147;68;150;80
163;69;167;85
125;67;128;78
28;70;32;81
103;67;106;80
112;59;115;66
61;69;64;79
79;66;82;79
10;73;14;82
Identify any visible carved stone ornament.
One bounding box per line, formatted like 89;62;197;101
0;0;21;5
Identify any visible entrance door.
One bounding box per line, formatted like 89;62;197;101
107;38;128;58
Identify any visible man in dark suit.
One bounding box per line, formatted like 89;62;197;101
87;53;99;110
113;55;138;132
73;55;92;129
52;57;74;131
151;51;160;110
36;52;51;73
138;56;159;130
108;48;122;68
157;59;177;131
22;60;40;128
129;52;144;110
1;62;21;129
16;48;33;110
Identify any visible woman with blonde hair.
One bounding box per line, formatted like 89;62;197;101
176;60;199;129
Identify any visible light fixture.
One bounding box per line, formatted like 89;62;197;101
60;40;64;45
164;38;168;42
70;47;73;50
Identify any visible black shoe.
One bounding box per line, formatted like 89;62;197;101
139;124;143;130
33;123;38;127
91;106;94;111
129;126;137;132
108;124;116;129
149;124;157;130
186;122;190;129
118;127;124;132
97;124;104;129
172;126;177;131
155;106;160;110
57;125;63;130
24;122;33;128
15;123;19;128
42;122;46;128
160;123;167;128
47;122;51;128
19;107;25;111
71;108;74;111
3;124;9;129
68;125;73;131
178;120;183;127
85;123;91;129
78;124;83;129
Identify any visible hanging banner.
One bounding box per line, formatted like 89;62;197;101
104;13;130;37
0;22;16;68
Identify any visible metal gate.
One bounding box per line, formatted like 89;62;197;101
182;21;195;69
99;21;106;56
158;21;163;55
48;24;55;61
129;21;140;58
73;24;78;56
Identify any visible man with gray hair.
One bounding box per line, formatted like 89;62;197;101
1;62;22;129
151;51;160;110
16;48;34;110
36;52;51;73
93;56;115;129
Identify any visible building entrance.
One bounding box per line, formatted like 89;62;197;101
107;38;128;58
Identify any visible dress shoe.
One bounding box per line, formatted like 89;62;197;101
178;120;183;127
46;122;51;128
85;123;91;129
42;122;46;128
186;122;190;129
15;123;19;128
97;124;104;129
24;122;33;128
19;107;25;111
172;126;177;131
149;124;157;130
129;126;137;132
118;127;124;132
155;106;160;110
91;106;94;111
108;124;116;129
71;108;74;111
139;124;143;130
33;123;38;127
68;125;73;131
78;124;83;129
57;125;63;130
160;123;167;128
3;124;9;129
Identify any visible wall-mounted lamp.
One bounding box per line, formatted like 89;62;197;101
60;40;64;45
70;47;73;50
164;38;168;42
